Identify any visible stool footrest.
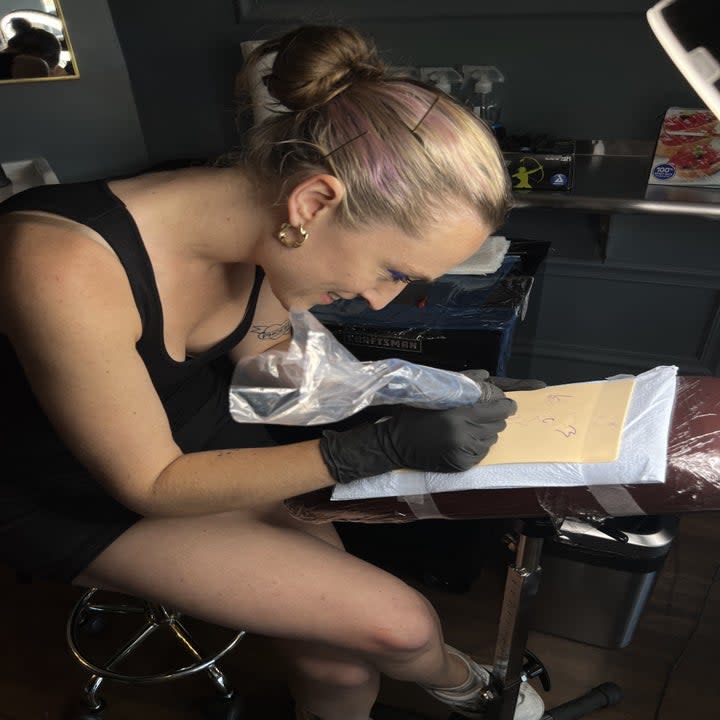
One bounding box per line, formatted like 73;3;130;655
67;588;245;686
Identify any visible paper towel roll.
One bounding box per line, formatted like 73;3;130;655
240;40;287;124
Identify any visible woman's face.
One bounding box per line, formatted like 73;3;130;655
261;208;491;312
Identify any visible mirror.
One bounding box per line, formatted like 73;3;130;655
0;0;78;83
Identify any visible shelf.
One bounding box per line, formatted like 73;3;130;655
511;148;720;220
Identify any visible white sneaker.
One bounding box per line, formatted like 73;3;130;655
422;647;544;720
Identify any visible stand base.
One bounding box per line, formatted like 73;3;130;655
542;682;623;720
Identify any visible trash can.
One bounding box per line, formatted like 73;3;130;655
531;515;678;648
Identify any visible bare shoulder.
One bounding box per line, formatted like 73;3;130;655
0;212;140;342
0;213;181;509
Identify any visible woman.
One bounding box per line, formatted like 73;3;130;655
0;25;542;720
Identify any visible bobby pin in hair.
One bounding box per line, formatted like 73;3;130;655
321;82;440;158
322;130;369;159
409;93;440;145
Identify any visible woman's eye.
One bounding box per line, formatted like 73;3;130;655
387;269;411;284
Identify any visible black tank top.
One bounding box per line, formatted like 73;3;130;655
0;180;265;458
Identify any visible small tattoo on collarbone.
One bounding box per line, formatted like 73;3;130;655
250;320;291;341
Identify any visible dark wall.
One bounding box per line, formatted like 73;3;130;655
0;0;147;181
99;1;720;384
106;1;242;165
106;0;701;165
0;0;687;181
232;6;697;141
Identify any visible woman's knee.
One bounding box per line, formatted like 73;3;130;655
366;589;440;658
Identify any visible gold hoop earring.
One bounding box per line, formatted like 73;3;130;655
277;222;309;248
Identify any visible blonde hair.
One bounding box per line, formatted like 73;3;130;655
234;25;511;235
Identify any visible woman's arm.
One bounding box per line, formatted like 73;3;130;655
0;222;334;519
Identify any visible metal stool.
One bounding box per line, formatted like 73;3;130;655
66;588;246;719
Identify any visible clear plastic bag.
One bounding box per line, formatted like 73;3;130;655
229;310;483;426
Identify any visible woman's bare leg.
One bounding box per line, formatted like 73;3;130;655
264;513;382;719
73;504;469;719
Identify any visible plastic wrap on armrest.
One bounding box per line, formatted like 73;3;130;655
285;488;440;524
664;374;720;498
533;374;720;523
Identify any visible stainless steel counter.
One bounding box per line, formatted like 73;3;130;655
511;141;720;219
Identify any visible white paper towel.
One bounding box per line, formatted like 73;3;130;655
332;365;678;500
444;236;510;276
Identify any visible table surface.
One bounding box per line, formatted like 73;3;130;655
287;375;720;523
511;149;720;219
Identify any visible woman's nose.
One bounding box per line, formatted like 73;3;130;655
362;283;406;310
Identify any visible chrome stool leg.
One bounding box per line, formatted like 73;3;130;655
67;588;246;716
82;676;105;713
169;617;234;698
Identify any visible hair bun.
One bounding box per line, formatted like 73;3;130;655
257;25;386;111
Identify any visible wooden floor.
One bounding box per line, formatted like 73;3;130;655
2;511;719;720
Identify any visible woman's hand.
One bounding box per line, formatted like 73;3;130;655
461;368;547;392
319;396;517;484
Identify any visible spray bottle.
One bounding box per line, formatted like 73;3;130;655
419;67;463;97
461;65;505;137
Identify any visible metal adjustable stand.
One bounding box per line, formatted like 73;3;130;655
447;518;623;720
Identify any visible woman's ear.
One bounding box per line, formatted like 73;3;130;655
286;174;345;227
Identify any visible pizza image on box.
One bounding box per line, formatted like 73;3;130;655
667;138;720;179
663;108;717;135
648;107;720;187
656;132;713;157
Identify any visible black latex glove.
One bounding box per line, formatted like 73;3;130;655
461;368;547;392
319;397;517;484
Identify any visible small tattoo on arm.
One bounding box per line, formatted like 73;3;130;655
250;320;291;341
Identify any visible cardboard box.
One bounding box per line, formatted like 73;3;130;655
324;323;514;375
502;139;575;191
647;107;720;188
311;241;549;375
